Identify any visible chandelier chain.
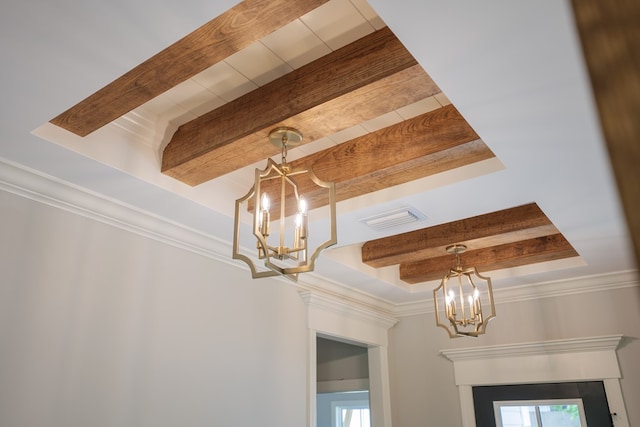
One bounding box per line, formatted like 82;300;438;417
281;134;288;165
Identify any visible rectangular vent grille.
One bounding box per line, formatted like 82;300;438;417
358;207;426;231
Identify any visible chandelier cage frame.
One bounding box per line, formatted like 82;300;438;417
433;244;496;338
232;127;337;281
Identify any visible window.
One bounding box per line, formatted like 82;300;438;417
333;399;370;427
494;399;587;427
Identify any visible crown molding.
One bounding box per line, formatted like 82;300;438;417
298;271;397;316
299;290;398;331
0;157;234;268
393;270;639;317
1;157;637;316
0;157;396;317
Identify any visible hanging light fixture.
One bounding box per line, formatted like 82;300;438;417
232;127;337;280
433;244;496;337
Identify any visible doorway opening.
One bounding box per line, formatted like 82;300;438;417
317;337;370;427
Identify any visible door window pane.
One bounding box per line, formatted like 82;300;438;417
499;405;536;427
494;399;586;427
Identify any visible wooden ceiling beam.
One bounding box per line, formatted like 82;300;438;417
399;234;579;284
250;105;493;216
571;0;640;268
161;27;432;186
50;0;329;136
361;203;556;268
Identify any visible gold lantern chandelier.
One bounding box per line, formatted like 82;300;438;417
232;127;337;280
433;244;496;337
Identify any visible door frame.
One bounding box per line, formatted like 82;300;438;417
440;335;629;427
300;290;398;427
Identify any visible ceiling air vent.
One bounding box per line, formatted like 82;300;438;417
358;206;426;231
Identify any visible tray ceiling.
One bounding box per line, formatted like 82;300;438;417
31;0;628;298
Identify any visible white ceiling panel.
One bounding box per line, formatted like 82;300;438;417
261;19;333;69
224;42;293;87
300;0;375;50
350;0;386;30
360;111;403;133
396;96;442;120
191;61;259;102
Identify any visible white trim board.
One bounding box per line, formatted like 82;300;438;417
301;290;396;427
440;335;629;427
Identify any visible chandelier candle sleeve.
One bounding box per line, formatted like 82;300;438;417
446;290;456;319
299;198;308;239
473;289;482;318
294;214;302;247
260;193;270;236
468;295;475;318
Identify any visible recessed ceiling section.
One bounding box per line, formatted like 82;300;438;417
361;203;581;285
48;0;335;137
160;26;433;185
36;0;557;293
36;0;500;224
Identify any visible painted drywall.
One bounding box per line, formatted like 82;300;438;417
388;286;640;426
0;190;309;427
3;171;638;427
317;337;369;383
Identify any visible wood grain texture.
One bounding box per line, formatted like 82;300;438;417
161;27;433;185
399;234;579;284
362;203;556;268
50;0;329;136
249;105;493;216
571;0;640;267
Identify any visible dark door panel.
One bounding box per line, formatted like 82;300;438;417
473;381;612;427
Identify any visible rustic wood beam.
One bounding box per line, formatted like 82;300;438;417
50;0;329;137
398;234;579;284
361;203;557;268
250;105;493;217
571;0;640;268
161;27;434;186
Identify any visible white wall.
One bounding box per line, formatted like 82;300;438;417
3;176;638;427
0;190;309;427
388;285;640;426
